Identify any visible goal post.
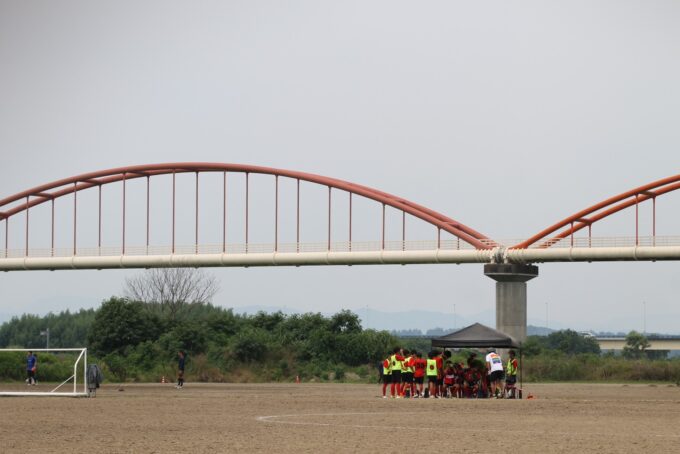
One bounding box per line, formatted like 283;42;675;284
0;348;88;397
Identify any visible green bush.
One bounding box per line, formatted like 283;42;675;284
333;366;346;381
231;328;270;362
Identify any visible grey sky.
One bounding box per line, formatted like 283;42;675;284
1;1;679;332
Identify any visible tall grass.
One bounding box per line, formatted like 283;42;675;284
523;353;680;383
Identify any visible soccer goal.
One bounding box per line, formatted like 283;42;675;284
0;348;88;397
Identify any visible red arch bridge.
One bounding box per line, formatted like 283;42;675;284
2;163;680;341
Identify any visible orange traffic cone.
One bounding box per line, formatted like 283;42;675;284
295;375;300;384
161;376;167;384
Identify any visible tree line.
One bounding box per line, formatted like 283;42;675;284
0;269;677;383
0;297;396;382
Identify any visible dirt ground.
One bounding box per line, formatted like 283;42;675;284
1;382;680;453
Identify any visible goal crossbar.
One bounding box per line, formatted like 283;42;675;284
0;348;88;397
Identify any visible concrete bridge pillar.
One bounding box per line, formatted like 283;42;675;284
484;263;539;343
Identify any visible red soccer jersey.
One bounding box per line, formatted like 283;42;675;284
413;358;427;378
444;367;455;385
435;356;444;377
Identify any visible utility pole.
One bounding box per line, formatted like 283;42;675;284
40;328;50;349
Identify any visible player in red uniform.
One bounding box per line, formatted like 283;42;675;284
443;362;456;398
412;352;427;398
381;355;391;398
400;350;415;398
389;347;406;398
434;350;450;397
453;362;464;398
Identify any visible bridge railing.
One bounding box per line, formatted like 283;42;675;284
514;235;680;249
3;236;680;259
0;238;496;259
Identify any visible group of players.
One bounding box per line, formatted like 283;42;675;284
379;347;519;399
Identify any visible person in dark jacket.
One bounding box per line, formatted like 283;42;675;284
176;351;185;389
87;364;104;397
26;351;37;385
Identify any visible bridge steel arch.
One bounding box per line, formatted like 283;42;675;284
0;163;495;270
507;174;680;263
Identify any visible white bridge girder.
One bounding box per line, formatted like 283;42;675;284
2;245;680;271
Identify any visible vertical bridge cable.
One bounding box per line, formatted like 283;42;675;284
348;192;352;252
146;176;150;253
73;182;77;256
402;210;405;251
328;187;331;251
245;172;249;253
51;198;55;257
296;178;300;253
652;196;656;247
195;172;199;254
25;196;29;257
172;171;176;254
381;203;385;250
223;171;227;253
97;185;102;255
275;176;279;252
122;174;126;255
635;194;639;246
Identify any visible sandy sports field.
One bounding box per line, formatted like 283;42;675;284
1;382;680;453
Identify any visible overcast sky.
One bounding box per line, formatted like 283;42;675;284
1;1;679;333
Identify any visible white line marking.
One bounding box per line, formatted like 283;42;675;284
256;412;680;439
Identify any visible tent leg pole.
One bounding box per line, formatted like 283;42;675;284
520;347;523;399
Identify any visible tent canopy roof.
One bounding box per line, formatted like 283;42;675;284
431;323;520;349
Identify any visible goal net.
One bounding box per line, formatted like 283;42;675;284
0;348;88;397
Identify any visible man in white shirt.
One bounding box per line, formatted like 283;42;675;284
485;348;505;398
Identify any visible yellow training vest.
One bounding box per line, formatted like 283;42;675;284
404;356;413;373
426;359;438;376
506;359;517;376
390;354;402;372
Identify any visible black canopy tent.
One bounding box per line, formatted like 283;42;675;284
431;323;523;397
431;323;520;349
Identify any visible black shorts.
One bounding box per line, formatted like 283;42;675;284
402;372;413;383
505;375;517;385
414;376;424;384
383;374;392;383
489;370;504;382
391;370;402;383
427;376;438;383
437;377;444;386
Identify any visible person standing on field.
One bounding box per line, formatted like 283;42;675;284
485;348;504;398
26;351;37;386
389;347;405;398
505;349;519;398
381;354;391;398
176;351;185;389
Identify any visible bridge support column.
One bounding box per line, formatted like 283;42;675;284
484;263;539;344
